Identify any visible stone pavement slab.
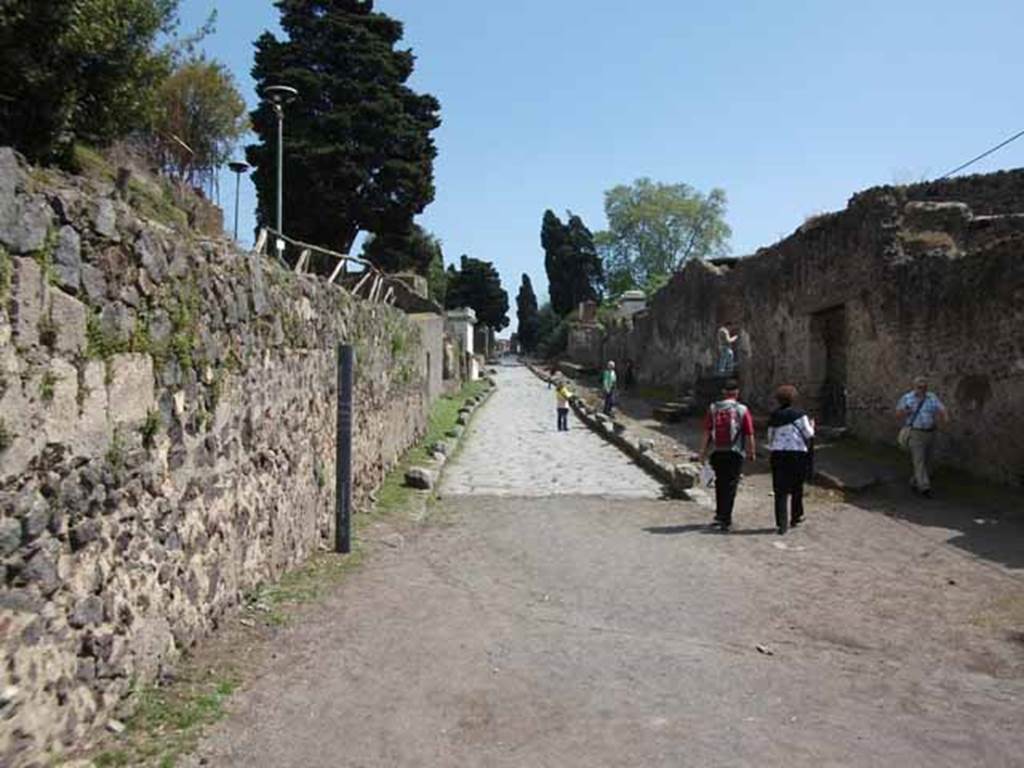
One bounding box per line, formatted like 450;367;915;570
441;364;663;499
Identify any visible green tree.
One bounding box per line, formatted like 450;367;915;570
248;0;442;261
515;274;541;353
541;210;603;316
0;0;180;162
445;255;509;331
596;178;731;294
153;55;247;187
362;223;440;276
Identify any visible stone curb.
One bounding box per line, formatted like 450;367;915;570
403;376;497;491
525;363;708;504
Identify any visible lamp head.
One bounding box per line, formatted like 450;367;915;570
228;161;250;174
263;85;298;106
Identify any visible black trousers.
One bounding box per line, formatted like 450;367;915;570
710;451;743;526
771;451;807;529
557;407;569;431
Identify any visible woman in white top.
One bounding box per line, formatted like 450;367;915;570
766;384;815;534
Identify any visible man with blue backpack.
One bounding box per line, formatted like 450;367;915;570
699;379;756;532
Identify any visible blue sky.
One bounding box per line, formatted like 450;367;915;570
181;0;1023;322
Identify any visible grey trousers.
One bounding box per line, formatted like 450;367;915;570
908;429;936;491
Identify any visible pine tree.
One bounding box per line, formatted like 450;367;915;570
515;274;541;352
248;0;441;260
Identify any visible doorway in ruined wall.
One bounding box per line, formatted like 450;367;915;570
810;305;848;426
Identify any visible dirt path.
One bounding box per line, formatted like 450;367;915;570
191;363;1024;767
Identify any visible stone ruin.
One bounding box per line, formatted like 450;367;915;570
578;169;1024;486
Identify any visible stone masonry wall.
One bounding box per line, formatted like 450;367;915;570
0;148;439;765
583;169;1024;486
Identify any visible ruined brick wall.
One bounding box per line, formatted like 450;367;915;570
0;148;439;765
582;171;1024;486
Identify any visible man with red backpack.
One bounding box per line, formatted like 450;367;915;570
699;379;756;532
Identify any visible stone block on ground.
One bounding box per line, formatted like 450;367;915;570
671;463;700;491
405;466;435;490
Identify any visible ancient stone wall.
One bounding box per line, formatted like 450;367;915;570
582;171;1024;486
0;148;439;764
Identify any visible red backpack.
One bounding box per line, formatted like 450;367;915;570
710;401;746;453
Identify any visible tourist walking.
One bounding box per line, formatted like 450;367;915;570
699;379;756;532
767;385;815;534
555;381;572;431
716;323;739;375
896;376;948;498
602;361;617;416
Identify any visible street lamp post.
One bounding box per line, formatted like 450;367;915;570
227;161;250;241
263;85;298;253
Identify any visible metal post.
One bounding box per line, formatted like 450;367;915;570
275;105;284;241
233;171;241;241
335;343;354;554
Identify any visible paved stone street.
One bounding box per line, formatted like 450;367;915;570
441;364;662;498
193;362;1024;768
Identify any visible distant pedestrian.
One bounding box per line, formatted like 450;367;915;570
700;379;756;532
896;376;948;498
602;360;617;416
716;323;739;375
555;381;572;431
767;384;815;535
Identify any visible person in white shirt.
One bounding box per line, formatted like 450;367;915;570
716;323;739;374
766;384;815;534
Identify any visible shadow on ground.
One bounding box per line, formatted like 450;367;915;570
644;524;780;536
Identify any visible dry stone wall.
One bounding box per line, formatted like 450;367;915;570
582;169;1024;486
0;148;436;765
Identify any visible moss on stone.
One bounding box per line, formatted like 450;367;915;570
32;226;60;286
105;427;126;470
140;409;161;449
39;370;58;403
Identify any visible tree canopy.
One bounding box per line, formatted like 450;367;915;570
153;55;247;188
445;255;509;331
248;0;442;256
515;274;541;353
541;210;604;316
596;178;731;295
0;0;180;162
361;223;440;276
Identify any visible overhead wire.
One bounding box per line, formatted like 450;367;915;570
939;127;1024;179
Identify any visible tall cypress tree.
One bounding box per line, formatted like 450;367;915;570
248;0;441;259
515;274;540;352
565;213;604;305
541;209;603;316
541;210;571;316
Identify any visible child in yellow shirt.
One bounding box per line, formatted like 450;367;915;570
555;383;572;431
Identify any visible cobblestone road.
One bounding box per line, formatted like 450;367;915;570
441;363;663;498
